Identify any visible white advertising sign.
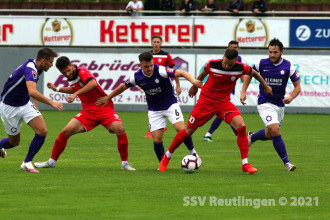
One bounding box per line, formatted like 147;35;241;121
0;16;289;47
197;54;330;107
44;53;196;106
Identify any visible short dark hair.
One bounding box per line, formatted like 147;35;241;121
139;51;153;62
268;38;284;51
224;48;238;60
56;56;71;71
36;48;58;61
228;40;239;47
151;35;162;41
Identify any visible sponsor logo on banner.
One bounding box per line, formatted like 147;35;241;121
41;18;73;45
234;19;268;47
290;19;330;48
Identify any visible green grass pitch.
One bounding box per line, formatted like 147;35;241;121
0;111;329;219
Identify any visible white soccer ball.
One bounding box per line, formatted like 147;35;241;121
181;155;200;173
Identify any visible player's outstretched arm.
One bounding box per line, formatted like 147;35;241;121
283;80;301;104
26;81;63;111
250;69;272;95
95;83;129;107
188;69;208;98
175;70;203;88
47;82;75;94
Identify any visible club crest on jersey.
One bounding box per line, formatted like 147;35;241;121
155;78;159;84
231;76;236;81
158;58;162;63
32;71;38;79
280;70;285;75
79;81;84;87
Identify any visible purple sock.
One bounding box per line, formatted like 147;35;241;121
183;136;194;151
272;135;289;164
154;142;165;162
208;117;222;134
0;138;15;149
251;128;268;143
24;134;46;163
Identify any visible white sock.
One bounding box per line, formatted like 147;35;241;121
189;148;197;155
242;158;248;165
166;151;172;158
49;158;56;167
205;132;212;137
122;161;128;167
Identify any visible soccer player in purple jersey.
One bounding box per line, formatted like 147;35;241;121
0;48;63;173
203;41;242;142
240;38;301;171
96;51;202;167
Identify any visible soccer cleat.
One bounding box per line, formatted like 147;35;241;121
34;161;55;168
242;163;258;174
122;163;136;171
144;130;152;139
203;136;212;142
285;162;296;171
193;153;202;167
21;161;39;173
247;131;254;148
159;154;171;172
0;148;7;158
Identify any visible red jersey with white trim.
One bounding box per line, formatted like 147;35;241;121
150;50;175;68
201;59;252;103
68;67;113;110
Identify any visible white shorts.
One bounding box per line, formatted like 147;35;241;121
257;103;285;127
0;101;42;135
148;103;184;132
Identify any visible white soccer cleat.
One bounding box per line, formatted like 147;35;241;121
247;131;254;148
21;161;39;173
122;163;136;171
0;148;7;158
34;161;55;168
285;162;296;171
193;153;202;167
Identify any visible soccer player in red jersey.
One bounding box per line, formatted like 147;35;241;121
144;35;181;138
159;48;272;173
34;56;135;170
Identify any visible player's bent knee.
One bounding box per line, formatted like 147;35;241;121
37;128;48;137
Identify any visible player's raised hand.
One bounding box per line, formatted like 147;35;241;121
47;82;56;91
188;85;199;98
95;96;110;107
51;101;63;111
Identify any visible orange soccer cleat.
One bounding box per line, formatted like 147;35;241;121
159;154;171;172
242;163;258;174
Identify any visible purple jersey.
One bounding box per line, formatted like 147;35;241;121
125;64;177;111
1;59;42;107
253;58;300;107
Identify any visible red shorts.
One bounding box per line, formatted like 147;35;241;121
187;99;241;130
74;107;122;132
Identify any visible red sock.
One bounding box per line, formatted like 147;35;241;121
236;126;249;159
117;133;128;161
168;129;190;154
51;132;69;161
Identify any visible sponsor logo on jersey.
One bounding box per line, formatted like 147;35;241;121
32;70;38;79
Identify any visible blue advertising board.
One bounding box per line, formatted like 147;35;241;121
290;19;330;48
